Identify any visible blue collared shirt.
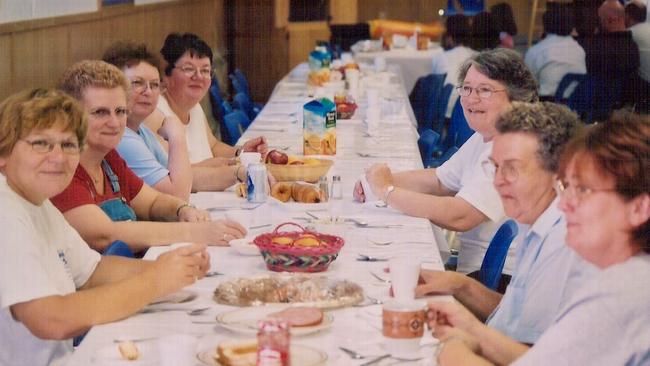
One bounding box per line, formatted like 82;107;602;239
116;124;169;187
486;198;598;343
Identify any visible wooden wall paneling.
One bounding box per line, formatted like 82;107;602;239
0;35;13;100
69;18;115;62
330;0;358;24
287;21;329;71
12;27;69;93
357;0;446;23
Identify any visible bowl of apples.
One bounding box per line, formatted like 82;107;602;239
265;150;333;183
254;222;345;273
334;94;357;120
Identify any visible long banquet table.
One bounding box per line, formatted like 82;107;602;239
67;63;446;366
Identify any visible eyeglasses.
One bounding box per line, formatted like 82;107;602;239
482;159;520;183
88;107;129;119
174;65;212;79
457;85;507;99
130;78;162;93
554;180;617;202
21;138;81;155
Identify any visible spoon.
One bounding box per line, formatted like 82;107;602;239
187;307;211;316
205;271;223;277
357;254;389;262
367;238;392;246
339;347;366;359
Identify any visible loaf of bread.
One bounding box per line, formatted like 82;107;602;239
291;183;321;203
215;339;258;366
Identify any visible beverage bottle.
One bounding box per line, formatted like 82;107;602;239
329;175;343;222
257;319;290;366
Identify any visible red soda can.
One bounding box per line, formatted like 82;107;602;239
257;319;290;366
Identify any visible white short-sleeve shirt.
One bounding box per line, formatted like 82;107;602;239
436;133;510;274
512;255;650;365
0;174;101;366
157;97;214;163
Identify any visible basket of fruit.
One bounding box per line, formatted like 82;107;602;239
265;150;333;183
334;94;358;120
254;222;345;273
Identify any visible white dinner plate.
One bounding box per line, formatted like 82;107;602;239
93;342;158;365
215;306;334;336
196;344;327;366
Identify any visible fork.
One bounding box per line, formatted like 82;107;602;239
369;271;391;284
206;203;263;211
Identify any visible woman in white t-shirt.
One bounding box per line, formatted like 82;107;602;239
355;48;539;275
427;113;650;366
146;32;268;191
0;89;211;366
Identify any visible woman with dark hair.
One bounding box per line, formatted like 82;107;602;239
427;112;650;366
147;32;268;191
490;3;517;48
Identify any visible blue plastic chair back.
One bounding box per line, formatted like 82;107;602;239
435;83;454;129
479;220;518;291
230;69;250;96
223;110;250;145
418;129;441;167
410;74;433;130
554;73;587;102
103;240;135;258
422;74;447;133
208;77;227;122
447;98;475;149
222;100;233;114
233;92;259;120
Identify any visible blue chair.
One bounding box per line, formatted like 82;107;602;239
222;100;233;114
208;77;227;122
478;220;518;291
410;74;433;130
556;73;621;124
103;240;135;258
554;73;587;102
418;129;440;167
230;69;250;96
425;99;474;167
233;92;261;121
223;110;250;145
422;74;448;134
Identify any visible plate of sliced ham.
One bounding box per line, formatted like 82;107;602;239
215;305;333;336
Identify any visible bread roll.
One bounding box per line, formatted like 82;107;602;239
291;183;321;203
118;341;140;361
216;339;258;366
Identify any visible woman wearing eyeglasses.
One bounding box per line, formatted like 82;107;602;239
355;48;539;275
102;41;193;201
146;33;267;191
428;112;650;366
0;89;209;366
51;60;245;254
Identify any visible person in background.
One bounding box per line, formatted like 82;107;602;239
525;4;586;101
625;0;650;113
103;41;193;201
469;12;502;51
428;112;650;366
490;3;518;49
416;102;595;346
146;32;268;191
52;60;245;254
0;89;210;366
354;49;539;276
433;14;478;117
581;0;640;108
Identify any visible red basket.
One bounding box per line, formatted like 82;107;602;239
254;222;345;273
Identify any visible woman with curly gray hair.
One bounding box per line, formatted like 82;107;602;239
356;48;539;275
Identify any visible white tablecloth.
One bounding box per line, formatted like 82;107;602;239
66;64;447;366
353;48;443;94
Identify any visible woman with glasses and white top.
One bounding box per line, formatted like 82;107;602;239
354;48;539;275
428;112;650;366
51;60;245;254
146;32;268;191
103;41;193;201
0;89;210;366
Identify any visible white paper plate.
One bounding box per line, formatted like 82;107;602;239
93;342;158;365
144;290;198;311
196;344;327;366
215;306;334;336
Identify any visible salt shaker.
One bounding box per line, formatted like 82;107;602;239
329;175;343;222
318;176;329;202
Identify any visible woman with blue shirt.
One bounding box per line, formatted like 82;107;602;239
103;41;193;201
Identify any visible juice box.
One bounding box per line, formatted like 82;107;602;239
303;98;336;155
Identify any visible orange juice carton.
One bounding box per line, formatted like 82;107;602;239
303;98;336;155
